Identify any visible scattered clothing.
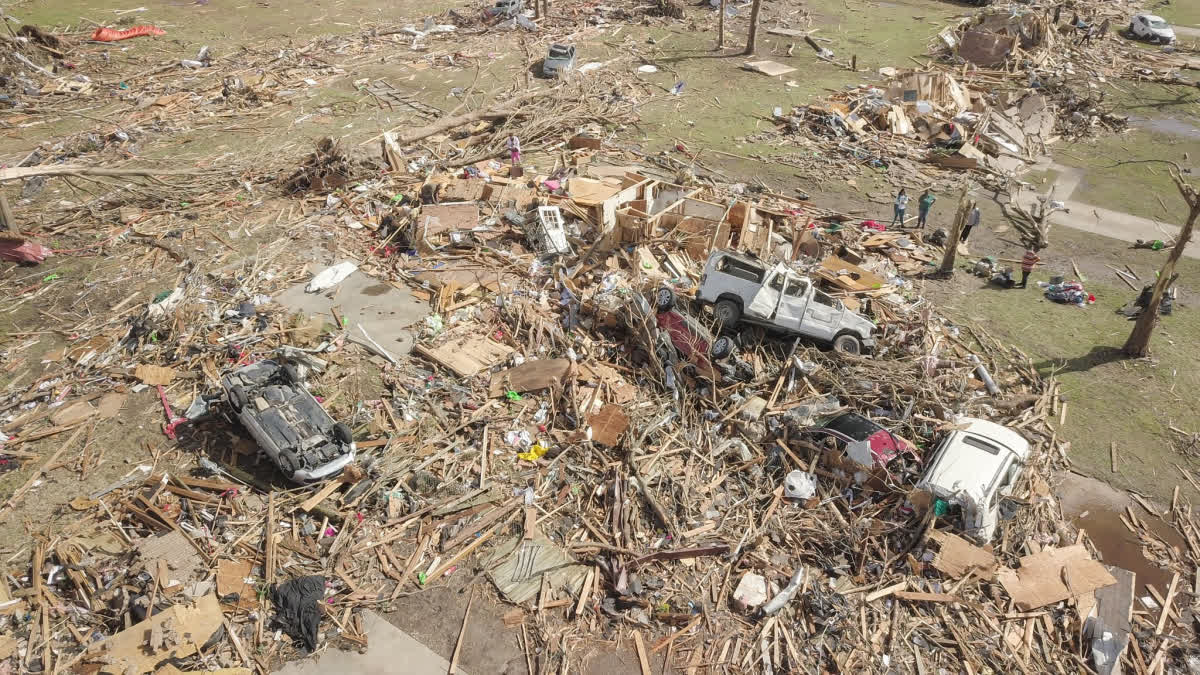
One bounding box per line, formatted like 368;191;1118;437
1041;280;1094;306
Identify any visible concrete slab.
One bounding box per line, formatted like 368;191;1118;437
273;610;468;675
274;267;428;356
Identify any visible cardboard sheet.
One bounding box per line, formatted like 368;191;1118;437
997;544;1117;611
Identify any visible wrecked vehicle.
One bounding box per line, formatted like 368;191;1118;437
806;412;919;470
221;360;356;482
542;43;577;78
696;250;876;354
1128;14;1175;44
624;288;742;384
913;417;1031;542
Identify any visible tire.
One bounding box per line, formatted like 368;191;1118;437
714;299;741;326
229;385;248;412
333;422;353;445
655;287;675;312
833;333;863;355
279;450;301;476
282;363;302;384
711;335;734;360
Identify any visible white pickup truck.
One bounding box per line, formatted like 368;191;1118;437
696;250;877;354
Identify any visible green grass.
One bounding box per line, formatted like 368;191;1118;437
1148;0;1200;27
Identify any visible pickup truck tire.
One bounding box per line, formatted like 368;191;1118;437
655;287;676;312
833;333;863;355
714;299;741;326
711;335;734;360
229;385;248;412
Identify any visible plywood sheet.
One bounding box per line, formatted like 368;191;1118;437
927;529;996;580
743;60;797;77
415;332;514;378
818;256;886;292
87;594;223;674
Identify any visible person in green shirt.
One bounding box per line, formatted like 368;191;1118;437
917;189;936;228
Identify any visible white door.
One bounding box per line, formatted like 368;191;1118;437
775;276;811;331
746;264;789;319
802;289;841;341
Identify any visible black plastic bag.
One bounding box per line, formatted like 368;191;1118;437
271;575;325;652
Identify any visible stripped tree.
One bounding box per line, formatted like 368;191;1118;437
1123;163;1199;357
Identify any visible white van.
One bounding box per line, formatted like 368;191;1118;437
914;418;1031;542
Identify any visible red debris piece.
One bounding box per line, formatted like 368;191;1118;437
90;25;166;42
0;240;52;264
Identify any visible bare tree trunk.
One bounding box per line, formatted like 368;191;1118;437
1123;201;1199;356
717;0;726;49
939;188;973;274
743;0;762;56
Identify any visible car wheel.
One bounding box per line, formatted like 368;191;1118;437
714;299;741;326
833;333;863;355
229;385;248;412
711;335;734;360
283;363;302;384
279;449;301;476
655;287;675;312
333;422;353;445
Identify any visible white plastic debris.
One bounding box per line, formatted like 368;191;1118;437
783;470;816;500
637;65;658;73
732;573;768;612
305;261;357;293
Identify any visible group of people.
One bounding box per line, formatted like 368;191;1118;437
888;188;981;244
890;187;1040;288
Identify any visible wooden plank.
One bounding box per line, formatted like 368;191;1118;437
633;629;652;675
298;481;343;512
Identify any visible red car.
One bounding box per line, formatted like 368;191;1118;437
627;288;736;382
806;412;919;468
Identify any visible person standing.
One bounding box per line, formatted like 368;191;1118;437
917;189;936;228
890;189;909;228
506;134;521;164
961;205;981;242
1019;247;1040;288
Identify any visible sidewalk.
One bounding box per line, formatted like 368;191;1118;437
1032;163;1199;259
273;610;470;675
